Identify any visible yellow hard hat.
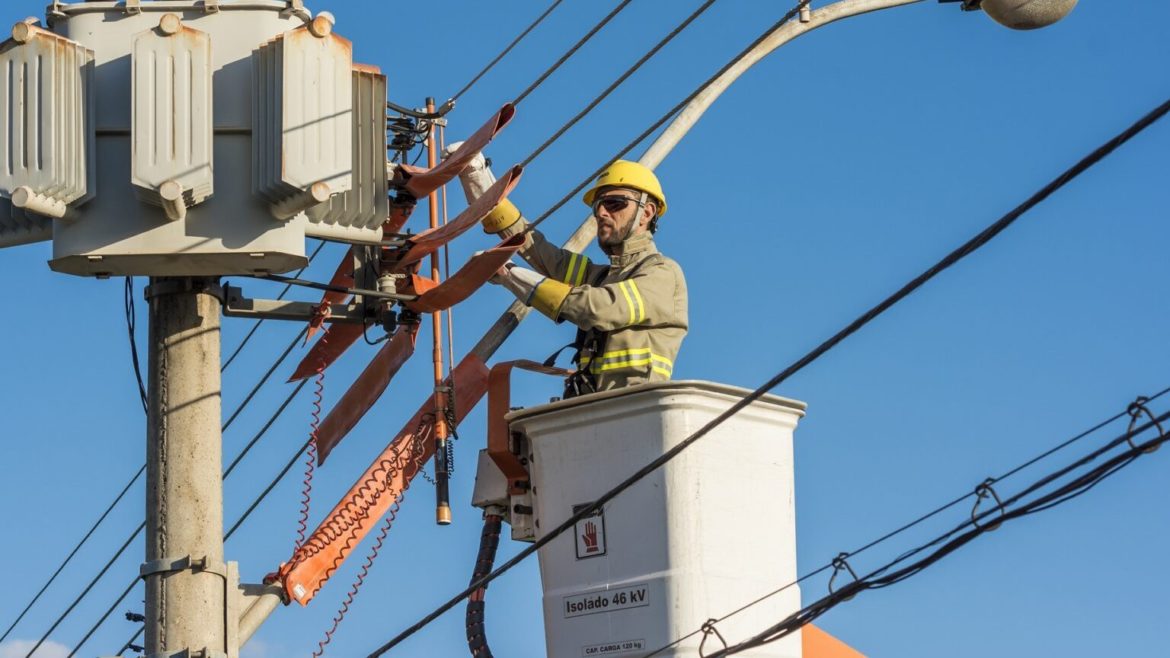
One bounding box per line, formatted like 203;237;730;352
582;160;667;217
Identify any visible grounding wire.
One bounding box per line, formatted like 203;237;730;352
366;87;1170;657
46;329;308;658
114;436;316;657
710;408;1170;656
522;0;812;232
223;239;327;372
450;0;566;103
519;0;718;169
511;0;634;106
124;277;148;415
639;387;1170;656
75;380;310;658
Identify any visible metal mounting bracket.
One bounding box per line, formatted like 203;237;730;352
203;0;220;12
125;0;143;15
222;285;368;323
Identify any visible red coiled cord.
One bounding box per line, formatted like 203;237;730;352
294;341;327;550
311;429;430;655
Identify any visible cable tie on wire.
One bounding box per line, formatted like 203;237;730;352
971;478;1005;531
698;618;728;657
828;552;858;599
1125;396;1163;454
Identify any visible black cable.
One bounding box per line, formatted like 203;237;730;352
113;436;316;658
512;0;634;106
14;284;311;652
466;515;503;658
451;0;566;103
367;89;1170;656
640;388;1170;656
59;332;307;656
239;273;417;302
124;276;148;415
0;463;144;646
519;0;718;168
522;0;811;231
713;410;1170;656
224;239;327;372
77;382;310;658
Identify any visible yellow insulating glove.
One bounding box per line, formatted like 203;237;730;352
482;198;521;234
530;278;571;321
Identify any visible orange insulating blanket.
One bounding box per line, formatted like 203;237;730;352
279;354;491;605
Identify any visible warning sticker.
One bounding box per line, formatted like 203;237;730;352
573;503;607;559
582;639;646;656
564;583;650;618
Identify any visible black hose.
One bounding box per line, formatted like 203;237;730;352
466;514;503;657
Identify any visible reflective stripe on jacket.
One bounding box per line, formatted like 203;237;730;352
499;218;688;391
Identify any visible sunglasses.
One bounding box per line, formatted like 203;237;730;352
591;195;644;217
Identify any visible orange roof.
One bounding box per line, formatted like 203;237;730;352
804;624;865;658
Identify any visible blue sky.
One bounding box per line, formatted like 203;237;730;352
2;1;1169;657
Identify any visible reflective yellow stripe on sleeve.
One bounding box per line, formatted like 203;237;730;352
562;253;591;287
627;280;646;323
618;282;637;325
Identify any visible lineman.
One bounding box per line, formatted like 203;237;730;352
451;149;687;395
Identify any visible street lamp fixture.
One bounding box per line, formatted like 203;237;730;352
942;0;1079;29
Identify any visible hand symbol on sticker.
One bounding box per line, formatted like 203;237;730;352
582;520;599;553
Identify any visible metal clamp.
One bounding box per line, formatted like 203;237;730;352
125;0;142;15
145;649;228;658
1126;396;1164;454
144;278;226;303
203;0;221;12
971;478;1005;530
698;618;728;657
140;555;229;581
828;552;859;598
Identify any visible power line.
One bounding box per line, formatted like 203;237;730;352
71;381;309;658
5;254;325;646
512;0;634;106
365;89;1170;656
709;407;1170;656
640;388;1170;656
29;329;308;658
113;436;316;657
522;0;812;232
519;0;718;168
0;464;143;646
223;239;327;372
449;0;566;103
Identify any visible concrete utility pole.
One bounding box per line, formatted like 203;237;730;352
144;277;233;657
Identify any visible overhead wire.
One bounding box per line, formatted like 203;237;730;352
73;380;310;658
365;87;1170;657
640;386;1170;656
523;0;811;232
114;435;317;658
5;242;334;646
39;329;309;658
224;239;327;372
449;0;566;103
511;0;634;106
708;407;1170;656
519;0;718;168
